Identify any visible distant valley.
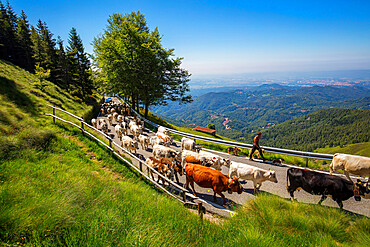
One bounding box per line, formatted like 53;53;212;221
152;84;370;151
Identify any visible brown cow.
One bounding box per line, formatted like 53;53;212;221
227;147;241;155
146;157;172;185
184;163;243;205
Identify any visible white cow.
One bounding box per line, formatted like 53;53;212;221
107;114;113;125
199;150;231;169
91;118;97;128
181;150;221;170
130;124;142;140
98;118;106;126
115;124;123;139
138;134;150;150
228;162;278;193
158;126;170;135
101;122;108;135
149;136;165;148
152;144;180;163
121;135;139;154
156;132;172;146
181;137;201;152
113;112;118;121
120;122;127;136
128;120;137;128
330;153;370;182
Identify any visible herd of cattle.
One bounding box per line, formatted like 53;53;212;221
92;100;370;209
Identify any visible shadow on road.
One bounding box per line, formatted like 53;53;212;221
185;188;242;210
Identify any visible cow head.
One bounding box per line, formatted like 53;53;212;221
354;179;369;201
174;160;183;176
195;145;202;152
227;176;243;194
174;151;182;162
132;140;139;150
267;170;278;183
221;158;231;168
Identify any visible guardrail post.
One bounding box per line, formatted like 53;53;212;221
80;116;84;135
139;161;142;172
53;105;55;124
198;202;203;220
109;138;113;155
306;158;308;167
182;191;186;203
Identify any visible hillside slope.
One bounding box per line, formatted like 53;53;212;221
1;60;369;246
260;108;370;153
0;60;94;136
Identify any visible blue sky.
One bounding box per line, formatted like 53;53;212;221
9;0;370;75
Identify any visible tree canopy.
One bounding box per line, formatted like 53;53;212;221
93;11;192;117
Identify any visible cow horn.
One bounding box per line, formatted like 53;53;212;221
228;178;232;185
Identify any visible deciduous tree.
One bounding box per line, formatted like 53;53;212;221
93;11;192;117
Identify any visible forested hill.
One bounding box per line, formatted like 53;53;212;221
153;85;370;142
259;108;370;152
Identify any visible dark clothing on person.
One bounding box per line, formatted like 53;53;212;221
249;134;266;161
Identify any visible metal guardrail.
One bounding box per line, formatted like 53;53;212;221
45;105;194;208
115;95;334;161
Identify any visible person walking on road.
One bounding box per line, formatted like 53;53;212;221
249;132;266;162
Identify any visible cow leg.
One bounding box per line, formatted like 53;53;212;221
256;183;262;190
213;191;217;202
190;181;197;197
344;171;353;182
318;195;327;205
287;186;296;201
253;181;259;194
184;177;189;189
175;172;180;184
337;200;344;210
216;191;226;205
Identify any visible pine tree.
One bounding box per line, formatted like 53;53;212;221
66;27;93;99
16;10;34;71
0;0;19;64
32;20;47;68
54;36;70;89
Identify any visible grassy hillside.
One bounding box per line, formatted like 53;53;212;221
316;142;370;157
1;60;369;246
0;60;94;136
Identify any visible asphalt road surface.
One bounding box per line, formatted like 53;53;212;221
97;97;369;217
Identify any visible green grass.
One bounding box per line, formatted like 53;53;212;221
1;60;369;246
0;59;96;136
316;142;370;158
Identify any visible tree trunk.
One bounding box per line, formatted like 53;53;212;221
131;93;135;112
136;95;140;113
144;100;149;119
